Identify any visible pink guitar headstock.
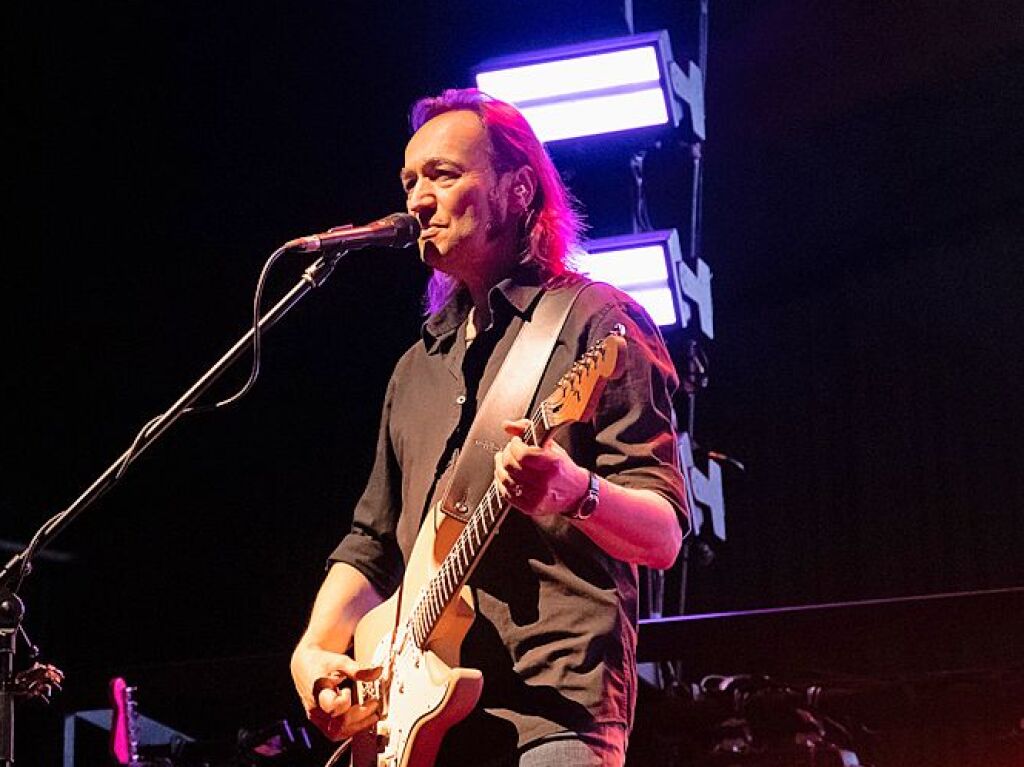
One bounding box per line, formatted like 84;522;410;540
109;676;140;765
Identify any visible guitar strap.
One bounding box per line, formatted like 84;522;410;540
438;279;592;523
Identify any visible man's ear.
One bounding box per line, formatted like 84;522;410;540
509;166;538;214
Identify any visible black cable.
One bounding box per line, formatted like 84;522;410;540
187;245;288;412
630;150;655;233
699;0;710;88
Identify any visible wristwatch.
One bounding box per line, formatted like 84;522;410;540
564;471;600;521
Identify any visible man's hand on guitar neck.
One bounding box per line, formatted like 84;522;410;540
494;418;591;517
496;418;684;570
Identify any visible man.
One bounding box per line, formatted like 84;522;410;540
291;89;687;766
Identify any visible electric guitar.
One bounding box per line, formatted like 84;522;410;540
337;325;627;767
109;676;142;766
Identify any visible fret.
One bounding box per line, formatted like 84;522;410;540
440;572;453;604
445;563;456;596
433;585;444;615
412;616;423;647
482;491;495;524
449;545;462;581
532;417;548;446
439;565;452;598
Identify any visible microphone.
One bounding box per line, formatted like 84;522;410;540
284;212;421;252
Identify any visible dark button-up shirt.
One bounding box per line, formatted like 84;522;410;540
330;274;687;755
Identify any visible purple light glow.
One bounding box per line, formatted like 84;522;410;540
580;243;678;327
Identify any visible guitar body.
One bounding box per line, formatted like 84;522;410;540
350;507;484;767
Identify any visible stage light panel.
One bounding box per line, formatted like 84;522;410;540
580;230;685;328
474;31;683;143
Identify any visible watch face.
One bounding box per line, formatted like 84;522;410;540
579;496;598;517
567;472;599;520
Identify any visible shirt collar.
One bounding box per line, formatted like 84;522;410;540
420;270;546;354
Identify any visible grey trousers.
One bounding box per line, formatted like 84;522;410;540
469;724;628;767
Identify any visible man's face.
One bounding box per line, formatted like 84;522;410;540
401;110;512;281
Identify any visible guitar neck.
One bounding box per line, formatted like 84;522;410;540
408;407;552;647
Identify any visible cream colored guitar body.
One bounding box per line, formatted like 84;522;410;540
349;507;484;767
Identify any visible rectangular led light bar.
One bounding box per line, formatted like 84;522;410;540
475;31;683;143
580;229;685;328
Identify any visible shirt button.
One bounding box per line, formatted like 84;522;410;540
455;394;467;405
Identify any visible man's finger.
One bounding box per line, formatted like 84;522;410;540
332;655;381;680
344;699;381;728
318;686;353;715
349;665;383;682
502;418;532;436
507;438;534;466
495;449;522;479
326;699;380;741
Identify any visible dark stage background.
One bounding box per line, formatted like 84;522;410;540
4;1;1023;763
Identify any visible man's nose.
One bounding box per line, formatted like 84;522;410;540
406;179;436;214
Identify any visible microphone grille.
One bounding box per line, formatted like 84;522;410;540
383;213;421;248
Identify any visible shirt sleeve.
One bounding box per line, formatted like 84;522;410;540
586;294;691;537
327;366;406;598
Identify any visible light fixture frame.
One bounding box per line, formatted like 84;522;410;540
473;30;685;143
579;228;687;329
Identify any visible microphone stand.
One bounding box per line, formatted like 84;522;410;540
0;245;350;766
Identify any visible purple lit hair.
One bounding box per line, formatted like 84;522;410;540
409;89;584;315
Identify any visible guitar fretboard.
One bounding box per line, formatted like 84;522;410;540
408;407;551;648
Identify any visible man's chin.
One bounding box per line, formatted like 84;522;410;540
420;240;444;268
